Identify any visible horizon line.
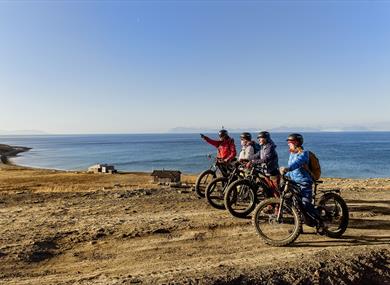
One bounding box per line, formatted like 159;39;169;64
2;130;390;136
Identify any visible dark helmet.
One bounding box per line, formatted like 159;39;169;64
287;133;304;146
218;129;228;138
257;131;270;140
240;132;252;141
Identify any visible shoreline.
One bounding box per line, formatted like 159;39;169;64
1;143;389;180
0;144;31;165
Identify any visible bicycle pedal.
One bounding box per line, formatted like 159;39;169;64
316;226;325;236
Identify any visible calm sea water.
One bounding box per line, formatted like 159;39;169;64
1;132;390;178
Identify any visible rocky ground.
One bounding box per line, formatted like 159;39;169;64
0;165;389;285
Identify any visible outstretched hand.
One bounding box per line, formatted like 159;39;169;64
279;167;289;175
200;134;206;139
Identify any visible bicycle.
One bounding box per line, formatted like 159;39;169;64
224;165;274;218
205;161;246;209
252;174;349;246
194;154;233;198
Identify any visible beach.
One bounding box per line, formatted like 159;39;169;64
0;145;389;284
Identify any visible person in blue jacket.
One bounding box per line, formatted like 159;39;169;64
280;133;318;222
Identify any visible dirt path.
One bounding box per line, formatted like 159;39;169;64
0;167;389;284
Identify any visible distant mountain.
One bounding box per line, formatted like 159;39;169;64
168;127;260;133
168;127;217;133
269;126;322;132
169;123;390;133
0;130;48;135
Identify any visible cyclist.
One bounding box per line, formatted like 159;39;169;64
201;130;237;175
279;133;318;222
247;131;280;196
238;132;255;162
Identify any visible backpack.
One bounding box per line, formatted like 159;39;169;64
304;151;321;181
251;141;261;154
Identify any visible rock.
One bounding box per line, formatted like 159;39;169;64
152;228;171;234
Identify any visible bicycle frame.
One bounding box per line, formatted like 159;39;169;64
244;166;273;198
276;176;309;223
206;154;233;177
226;164;246;185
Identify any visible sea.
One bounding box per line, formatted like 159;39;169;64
1;132;390;178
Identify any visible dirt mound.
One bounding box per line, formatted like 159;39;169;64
204;248;390;285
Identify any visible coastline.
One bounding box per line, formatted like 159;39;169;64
0;144;31;165
1;132;390;178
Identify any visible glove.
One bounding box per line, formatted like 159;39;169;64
279;167;289;175
200;134;206;139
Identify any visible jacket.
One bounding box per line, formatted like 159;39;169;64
238;144;255;161
252;139;279;176
204;136;236;162
287;150;313;186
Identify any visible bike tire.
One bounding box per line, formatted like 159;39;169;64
318;192;349;238
224;179;257;218
205;177;228;210
194;169;216;198
252;198;301;246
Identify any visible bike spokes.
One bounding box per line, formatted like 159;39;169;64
319;195;348;236
253;199;300;246
206;178;227;209
227;184;254;214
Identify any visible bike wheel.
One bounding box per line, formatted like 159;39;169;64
318;192;349;238
195;170;216;198
224;179;256;218
252;198;301;246
256;180;274;200
205;177;228;209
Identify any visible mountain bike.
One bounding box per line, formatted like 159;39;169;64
194;155;233;198
252;175;349;246
224;165;274;218
205;161;246;209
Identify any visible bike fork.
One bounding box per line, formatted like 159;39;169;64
276;195;285;222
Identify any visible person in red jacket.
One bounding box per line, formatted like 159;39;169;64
200;129;237;162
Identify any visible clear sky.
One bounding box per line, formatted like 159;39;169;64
0;1;389;133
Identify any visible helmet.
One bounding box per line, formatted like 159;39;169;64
287;133;303;146
240;132;252;141
257;131;270;140
218;129;228;138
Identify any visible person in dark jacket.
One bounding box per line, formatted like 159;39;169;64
247;131;280;195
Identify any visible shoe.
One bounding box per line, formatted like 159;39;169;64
263;205;274;214
316;222;325;235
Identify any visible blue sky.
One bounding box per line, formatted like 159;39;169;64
0;1;389;133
